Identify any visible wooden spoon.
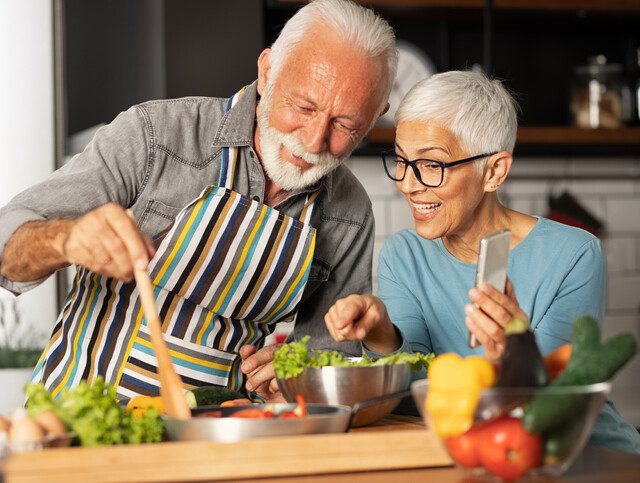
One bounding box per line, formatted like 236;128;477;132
134;268;191;420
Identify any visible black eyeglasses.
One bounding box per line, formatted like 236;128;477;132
381;150;498;188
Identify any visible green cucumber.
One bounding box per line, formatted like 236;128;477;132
543;402;589;464
523;333;637;433
187;386;245;406
566;316;600;369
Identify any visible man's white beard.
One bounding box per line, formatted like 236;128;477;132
256;84;349;192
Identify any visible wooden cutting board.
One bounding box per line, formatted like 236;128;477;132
2;416;452;483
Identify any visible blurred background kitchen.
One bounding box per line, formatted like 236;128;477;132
1;0;639;424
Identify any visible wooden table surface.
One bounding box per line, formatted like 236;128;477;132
227;444;640;483
3;416;639;482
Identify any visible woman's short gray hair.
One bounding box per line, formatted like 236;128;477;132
395;71;519;157
269;0;397;112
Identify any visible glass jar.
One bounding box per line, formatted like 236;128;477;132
570;55;625;129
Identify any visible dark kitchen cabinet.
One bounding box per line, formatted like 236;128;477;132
60;0;640;156
63;0;264;139
269;0;640;155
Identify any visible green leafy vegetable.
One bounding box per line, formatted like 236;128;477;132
274;336;435;379
25;377;163;446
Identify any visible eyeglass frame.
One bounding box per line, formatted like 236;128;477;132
381;150;499;188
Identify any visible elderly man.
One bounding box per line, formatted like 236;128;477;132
0;0;397;402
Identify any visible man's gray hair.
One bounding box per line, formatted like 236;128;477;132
395;71;519;159
269;0;397;112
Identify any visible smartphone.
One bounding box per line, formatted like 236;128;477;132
468;229;512;348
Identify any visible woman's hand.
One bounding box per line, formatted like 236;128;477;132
464;279;528;361
324;294;401;354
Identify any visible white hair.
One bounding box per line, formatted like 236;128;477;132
395;71;519;162
269;0;397;112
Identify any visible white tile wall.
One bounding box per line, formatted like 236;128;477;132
606;199;640;233
348;155;640;426
604;237;638;273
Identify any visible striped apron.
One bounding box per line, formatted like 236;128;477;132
32;87;319;400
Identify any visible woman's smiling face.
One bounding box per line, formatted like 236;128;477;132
394;119;488;240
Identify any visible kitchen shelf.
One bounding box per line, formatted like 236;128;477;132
366;126;640;146
279;0;640;13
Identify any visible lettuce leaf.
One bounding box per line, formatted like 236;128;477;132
274;336;434;379
25;377;163;446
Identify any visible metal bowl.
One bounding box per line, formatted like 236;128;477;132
277;364;412;427
163;403;352;443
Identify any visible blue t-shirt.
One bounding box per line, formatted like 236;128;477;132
378;217;640;454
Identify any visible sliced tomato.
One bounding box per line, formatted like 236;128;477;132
197;411;222;418
294;394;307;417
220;398;253;407
279;411;300;419
231;408;274;419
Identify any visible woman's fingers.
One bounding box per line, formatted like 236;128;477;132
465;315;503;362
465;303;505;343
504;279;528;320
466;278;528;360
469;283;527;326
468;287;512;329
324;295;368;342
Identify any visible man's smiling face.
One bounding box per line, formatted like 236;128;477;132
255;23;386;191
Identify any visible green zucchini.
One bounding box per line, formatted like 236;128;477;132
187;386;245;406
523;333;637;433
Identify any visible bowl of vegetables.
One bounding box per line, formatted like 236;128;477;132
413;379;611;479
275;337;434;426
411;315;636;480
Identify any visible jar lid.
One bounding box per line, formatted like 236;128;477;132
573;55;622;75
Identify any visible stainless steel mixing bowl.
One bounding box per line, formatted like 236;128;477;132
164;403;352;443
277;364;412;427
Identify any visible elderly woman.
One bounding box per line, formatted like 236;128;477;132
324;71;640;454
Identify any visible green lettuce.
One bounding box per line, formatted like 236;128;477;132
274;336;434;379
25;377;163;446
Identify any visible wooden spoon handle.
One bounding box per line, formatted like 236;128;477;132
134;268;191;420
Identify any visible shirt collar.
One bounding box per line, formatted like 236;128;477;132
211;80;258;148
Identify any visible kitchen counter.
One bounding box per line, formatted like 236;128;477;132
2;416;639;482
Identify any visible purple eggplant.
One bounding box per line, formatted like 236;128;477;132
474;318;548;421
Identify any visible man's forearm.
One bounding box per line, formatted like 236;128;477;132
0;219;73;282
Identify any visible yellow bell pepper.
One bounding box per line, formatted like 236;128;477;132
126;395;164;418
426;353;496;438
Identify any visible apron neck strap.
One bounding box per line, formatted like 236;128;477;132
299;190;320;224
217;87;247;189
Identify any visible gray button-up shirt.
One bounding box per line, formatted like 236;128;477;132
0;81;373;355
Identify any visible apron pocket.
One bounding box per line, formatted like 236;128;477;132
119;323;237;398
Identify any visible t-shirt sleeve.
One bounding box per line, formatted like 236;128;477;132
377;237;433;354
533;238;606;355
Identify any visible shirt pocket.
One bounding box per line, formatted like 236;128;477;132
138;199;182;240
307;258;331;288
